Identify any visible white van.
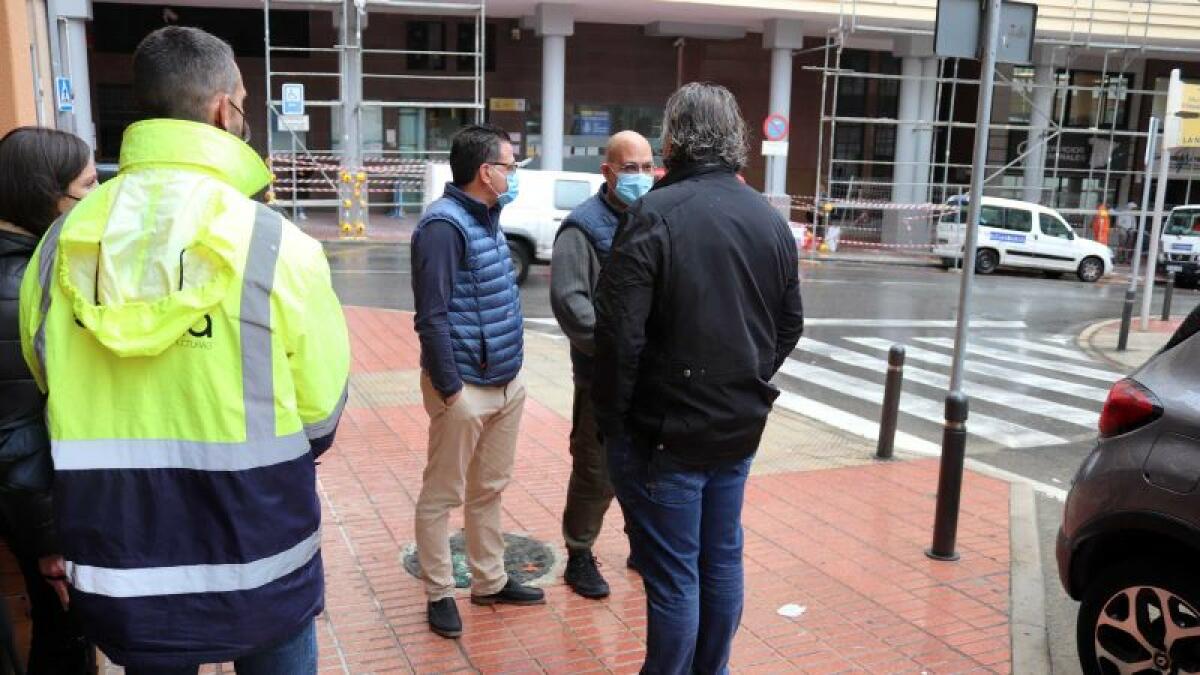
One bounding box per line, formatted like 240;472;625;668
1159;205;1200;285
933;196;1113;282
422;162;605;284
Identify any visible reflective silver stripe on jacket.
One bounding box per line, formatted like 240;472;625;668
32;216;67;379
52;433;309;471
304;385;348;440
65;528;321;597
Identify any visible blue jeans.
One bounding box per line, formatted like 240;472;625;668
123;621;317;675
607;436;752;675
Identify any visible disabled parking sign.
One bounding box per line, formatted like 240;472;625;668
282;83;305;116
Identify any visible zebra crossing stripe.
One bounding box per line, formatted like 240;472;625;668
799;339;1098;429
776;359;1068;448
913;337;1120;383
772;391;1068;501
847;337;1111;402
977;336;1101;364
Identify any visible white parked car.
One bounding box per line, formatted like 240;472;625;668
933;196;1113;282
1159;205;1200;285
423;162;605;284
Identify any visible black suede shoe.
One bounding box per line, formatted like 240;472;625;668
428;598;462;638
471;578;546;606
565;550;610;599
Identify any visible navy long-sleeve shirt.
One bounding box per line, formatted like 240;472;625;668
411;220;466;398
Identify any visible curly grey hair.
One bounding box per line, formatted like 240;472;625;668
661;82;749;171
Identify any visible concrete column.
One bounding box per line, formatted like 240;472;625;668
48;0;93;148
763;19;803;203
766;47;792;196
913;57;939;205
892;56;923;205
1022;52;1055;204
0;0;38;131
535;4;573;171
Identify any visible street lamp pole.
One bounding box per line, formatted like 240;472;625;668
928;0;1003;562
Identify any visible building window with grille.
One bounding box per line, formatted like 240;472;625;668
456;22;496;72
407;22;446;71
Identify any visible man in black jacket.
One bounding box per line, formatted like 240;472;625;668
592;82;804;674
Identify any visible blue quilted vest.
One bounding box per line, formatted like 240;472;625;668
416;184;524;385
556;185;621;382
557;185;620;265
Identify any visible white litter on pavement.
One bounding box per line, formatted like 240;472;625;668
776;604;807;618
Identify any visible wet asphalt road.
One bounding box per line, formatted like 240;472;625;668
324;239;1199;491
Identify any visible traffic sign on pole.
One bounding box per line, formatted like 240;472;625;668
282;83;305;116
56;77;74;113
763;114;789;142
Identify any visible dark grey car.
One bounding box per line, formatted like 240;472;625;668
1058;309;1200;674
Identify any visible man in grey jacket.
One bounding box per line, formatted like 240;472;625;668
550;130;654;599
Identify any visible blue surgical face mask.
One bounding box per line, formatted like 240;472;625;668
615;173;653;205
493;166;520;207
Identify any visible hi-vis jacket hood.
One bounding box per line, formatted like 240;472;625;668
59;120;272;357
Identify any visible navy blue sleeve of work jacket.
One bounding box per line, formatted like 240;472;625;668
411;220;465;399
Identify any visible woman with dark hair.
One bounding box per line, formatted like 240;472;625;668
0;126;96;674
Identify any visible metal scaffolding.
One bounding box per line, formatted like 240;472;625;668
807;0;1200;254
263;0;486;236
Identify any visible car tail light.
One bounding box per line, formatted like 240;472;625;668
1099;379;1163;438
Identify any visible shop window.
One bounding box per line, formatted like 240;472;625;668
1064;71;1133;128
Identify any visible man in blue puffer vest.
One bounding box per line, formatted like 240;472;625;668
411;124;540;639
550;131;655;599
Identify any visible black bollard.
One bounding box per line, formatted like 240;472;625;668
876;345;905;460
927;392;969;562
1117;289;1136;352
1162;271;1176;322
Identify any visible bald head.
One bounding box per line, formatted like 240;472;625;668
606;131;652;166
601;131;655;209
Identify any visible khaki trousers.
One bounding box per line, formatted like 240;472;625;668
414;372;526;601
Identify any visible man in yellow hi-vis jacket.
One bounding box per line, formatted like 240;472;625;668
18;26;349;674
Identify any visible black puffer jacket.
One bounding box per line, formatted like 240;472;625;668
0;226;57;556
592;163;805;467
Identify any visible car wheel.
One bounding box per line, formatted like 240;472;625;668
1078;256;1105;283
1076;559;1200;675
975;248;999;274
509;240;532;286
1044;271;1064;279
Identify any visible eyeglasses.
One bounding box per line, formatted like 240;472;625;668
487;161;519;175
614;162;656;174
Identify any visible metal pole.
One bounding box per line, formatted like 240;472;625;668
930;0;1002;563
1118;116;1159;351
1142;69;1180;330
876;345;905;460
1162;271;1175;321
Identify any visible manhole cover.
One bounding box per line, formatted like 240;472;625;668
403;531;555;588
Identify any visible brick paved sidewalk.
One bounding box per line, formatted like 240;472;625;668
106;306;1014;674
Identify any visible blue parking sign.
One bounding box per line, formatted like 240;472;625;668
282;83;305;116
56;77;74;113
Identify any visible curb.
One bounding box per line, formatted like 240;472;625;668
1009;483;1052;675
1076;318;1129;372
802;254;943;269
